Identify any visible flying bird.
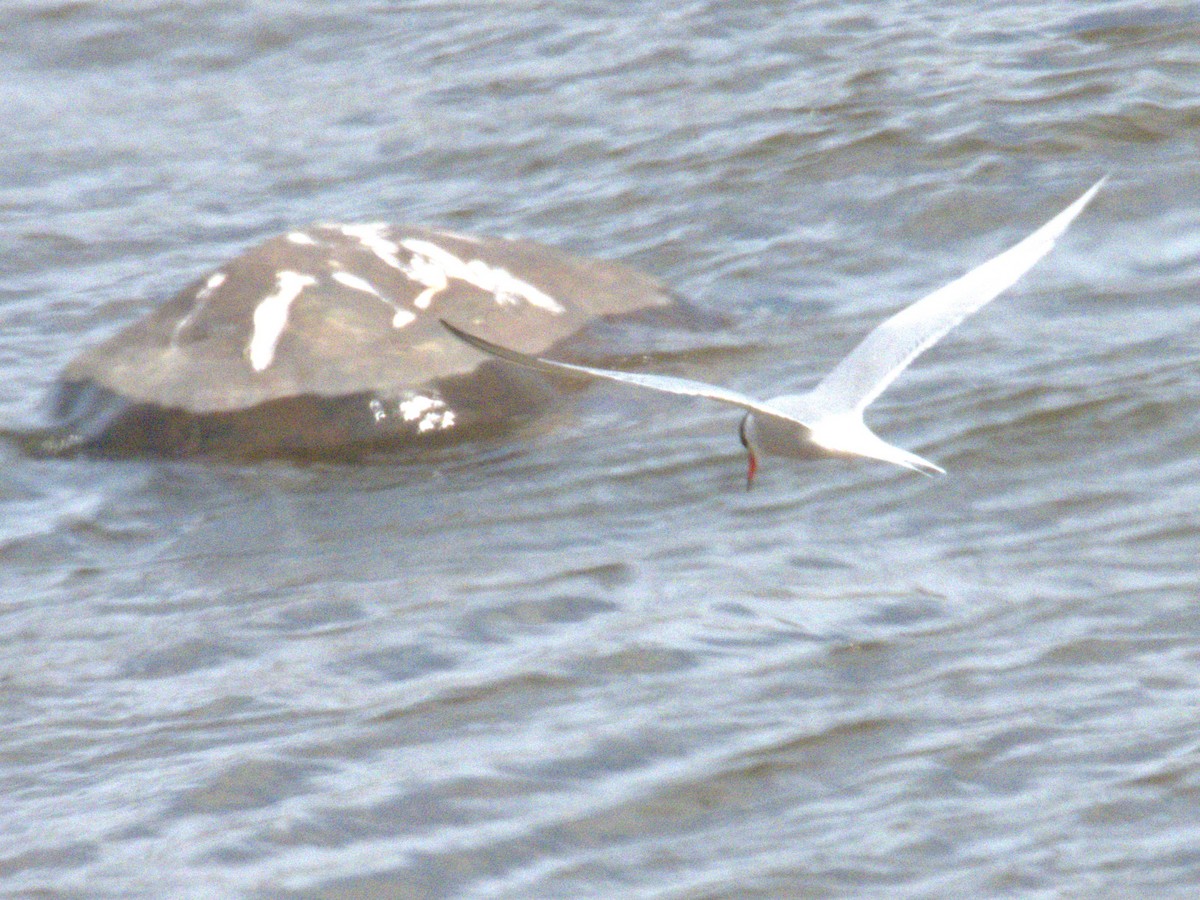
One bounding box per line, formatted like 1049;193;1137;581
442;179;1104;487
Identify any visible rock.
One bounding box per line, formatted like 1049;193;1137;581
27;223;682;459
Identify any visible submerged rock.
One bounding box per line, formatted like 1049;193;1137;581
25;223;682;459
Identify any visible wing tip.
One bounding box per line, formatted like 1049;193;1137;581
439;318;471;342
1059;175;1107;227
439;318;509;359
1079;174;1108;205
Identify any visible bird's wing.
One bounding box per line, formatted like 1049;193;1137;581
806;178;1105;415
440;320;803;425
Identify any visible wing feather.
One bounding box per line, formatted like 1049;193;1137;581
807;178;1105;414
440;320;802;426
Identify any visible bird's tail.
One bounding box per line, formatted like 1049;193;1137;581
809;415;946;476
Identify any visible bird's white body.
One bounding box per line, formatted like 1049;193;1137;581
443;178;1104;485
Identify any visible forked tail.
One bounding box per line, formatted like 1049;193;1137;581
808;414;946;476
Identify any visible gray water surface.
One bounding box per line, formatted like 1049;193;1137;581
3;1;1200;896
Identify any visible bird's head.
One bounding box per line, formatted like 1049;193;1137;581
738;412;758;490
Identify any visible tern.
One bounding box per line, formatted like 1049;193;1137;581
442;179;1104;487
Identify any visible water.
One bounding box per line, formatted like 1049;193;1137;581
3;1;1200;896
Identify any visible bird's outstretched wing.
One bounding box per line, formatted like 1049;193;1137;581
440;320;803;426
805;178;1105;415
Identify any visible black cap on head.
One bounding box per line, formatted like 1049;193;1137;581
738;412;757;490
